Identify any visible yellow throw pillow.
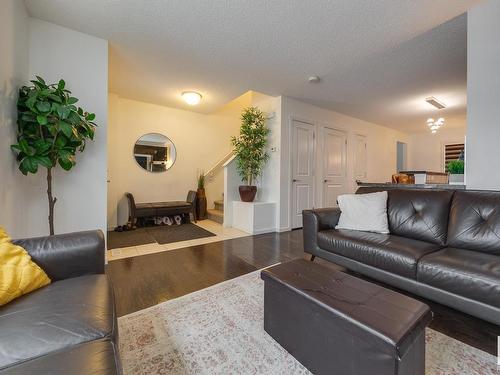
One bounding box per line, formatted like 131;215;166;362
0;226;51;306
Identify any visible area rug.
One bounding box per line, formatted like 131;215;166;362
118;271;498;375
147;223;216;245
107;224;216;249
107;228;155;249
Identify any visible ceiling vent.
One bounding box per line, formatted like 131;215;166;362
425;96;446;110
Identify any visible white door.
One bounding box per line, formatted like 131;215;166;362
322;127;347;207
354;134;367;181
291;120;315;228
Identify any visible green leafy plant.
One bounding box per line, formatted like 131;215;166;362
447;159;465;174
231;107;270;186
197;171;205;190
11;76;97;235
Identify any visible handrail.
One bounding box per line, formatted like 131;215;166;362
204;151;234;182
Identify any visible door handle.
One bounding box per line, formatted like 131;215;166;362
292;179;300;182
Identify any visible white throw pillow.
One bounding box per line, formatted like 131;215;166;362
335;191;389;234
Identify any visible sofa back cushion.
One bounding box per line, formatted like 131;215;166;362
356;187;454;245
447;190;500;254
386;189;454;245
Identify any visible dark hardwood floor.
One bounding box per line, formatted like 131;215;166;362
106;229;500;356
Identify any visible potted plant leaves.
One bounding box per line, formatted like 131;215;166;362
231;107;270;202
11;76;97;235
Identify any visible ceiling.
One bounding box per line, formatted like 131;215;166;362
25;0;481;133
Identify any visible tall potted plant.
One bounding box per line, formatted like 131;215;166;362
231;107;270;202
196;171;207;220
11;76;97;235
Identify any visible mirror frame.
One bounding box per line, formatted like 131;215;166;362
133;132;177;173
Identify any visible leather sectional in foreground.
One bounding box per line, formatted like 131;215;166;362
0;231;121;375
303;187;500;326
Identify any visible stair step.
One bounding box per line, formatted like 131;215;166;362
207;208;224;224
214;199;224;211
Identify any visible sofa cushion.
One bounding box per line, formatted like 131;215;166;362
317;229;442;278
0;341;120;375
387;189;453;245
447;190;500;255
0;275;116;369
417;247;500;308
336;191;389;234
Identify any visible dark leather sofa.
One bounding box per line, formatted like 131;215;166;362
0;231;121;375
303;187;500;326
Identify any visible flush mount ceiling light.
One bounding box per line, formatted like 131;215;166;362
425;96;446;110
182;91;202;105
427;117;445;134
308;76;320;83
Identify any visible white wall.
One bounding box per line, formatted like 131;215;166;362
22;19;108;237
467;0;500;190
408;127;466;172
1;15;108;238
108;94;242;227
0;0;29;238
279;97;410;231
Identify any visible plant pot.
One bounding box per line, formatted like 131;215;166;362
239;185;257;202
196;188;207;220
449;174;465;185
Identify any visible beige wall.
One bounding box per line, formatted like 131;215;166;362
108;94;245;227
0;0;29;237
408;126;466;172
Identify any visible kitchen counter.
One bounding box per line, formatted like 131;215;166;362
357;182;466;190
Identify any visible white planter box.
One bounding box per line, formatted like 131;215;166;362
232;201;276;234
449;174;465;185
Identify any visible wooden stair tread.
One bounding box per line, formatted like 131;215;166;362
207;208;224;224
207;208;223;217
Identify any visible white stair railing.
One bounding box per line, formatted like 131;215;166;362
204;151;234;183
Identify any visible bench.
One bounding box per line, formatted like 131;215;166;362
261;259;432;375
126;191;197;226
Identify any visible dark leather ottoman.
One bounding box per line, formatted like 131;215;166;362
261;259;432;375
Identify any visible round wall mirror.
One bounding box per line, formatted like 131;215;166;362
133;133;177;173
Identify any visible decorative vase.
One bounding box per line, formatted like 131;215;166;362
196;188;207;220
239;185;257;202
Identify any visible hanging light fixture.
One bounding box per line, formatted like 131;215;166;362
427;118;445;134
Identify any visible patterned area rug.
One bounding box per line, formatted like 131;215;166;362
118;271;498;375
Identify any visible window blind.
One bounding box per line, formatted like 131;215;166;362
444;143;464;169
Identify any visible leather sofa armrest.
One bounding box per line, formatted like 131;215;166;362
13;230;105;281
303;208;341;254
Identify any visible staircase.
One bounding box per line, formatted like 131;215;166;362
207;199;224;224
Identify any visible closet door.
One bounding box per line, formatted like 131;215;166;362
291;120;315;229
322;127;347;207
354;134;367;180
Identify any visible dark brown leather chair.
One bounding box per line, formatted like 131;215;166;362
126;191;197;226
